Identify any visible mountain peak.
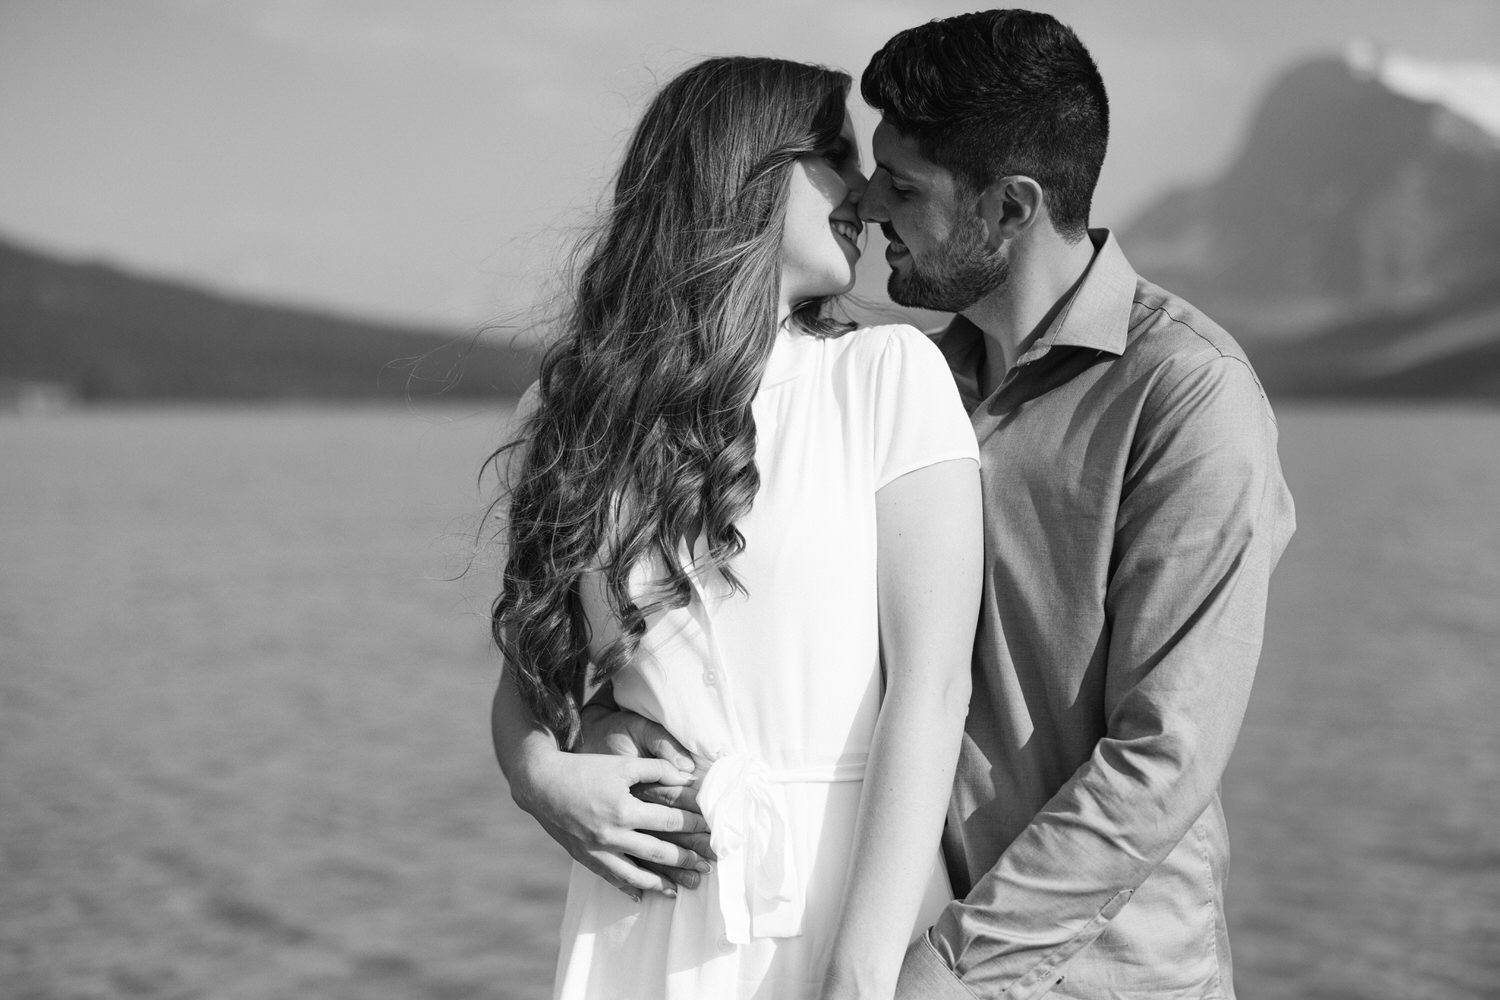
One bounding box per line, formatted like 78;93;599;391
1344;40;1500;142
1122;44;1500;338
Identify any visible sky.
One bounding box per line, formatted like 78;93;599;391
2;0;1499;331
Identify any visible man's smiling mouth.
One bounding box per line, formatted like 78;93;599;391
881;224;909;256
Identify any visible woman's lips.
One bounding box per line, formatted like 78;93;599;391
830;218;862;250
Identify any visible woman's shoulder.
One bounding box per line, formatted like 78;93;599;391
513;380;542;421
842;322;937;353
829;322;952;382
834;325;936;367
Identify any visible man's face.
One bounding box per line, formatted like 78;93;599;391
860;119;1009;312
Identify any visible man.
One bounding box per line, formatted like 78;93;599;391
496;10;1293;998
853;11;1294;998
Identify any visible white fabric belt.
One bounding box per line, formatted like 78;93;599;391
696;751;868;944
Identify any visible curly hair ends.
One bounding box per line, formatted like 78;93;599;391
861;9;1109;241
490;56;853;745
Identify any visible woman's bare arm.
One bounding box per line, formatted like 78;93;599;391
821;457;982;1000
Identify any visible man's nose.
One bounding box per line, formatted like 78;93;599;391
858;175;888;222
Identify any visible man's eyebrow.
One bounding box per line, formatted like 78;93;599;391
876;159;913;182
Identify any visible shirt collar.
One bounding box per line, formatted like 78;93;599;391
931;314;986;411
936;228;1137;369
1016;228;1136;364
929;230;1137;411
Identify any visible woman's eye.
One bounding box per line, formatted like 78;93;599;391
821;140;854;167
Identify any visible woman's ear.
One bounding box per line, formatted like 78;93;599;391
977;175;1044;246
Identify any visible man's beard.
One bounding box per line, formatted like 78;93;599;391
887;216;1009;312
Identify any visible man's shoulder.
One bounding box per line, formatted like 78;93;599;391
1124;277;1248;366
1117;276;1275;419
1118;276;1270;390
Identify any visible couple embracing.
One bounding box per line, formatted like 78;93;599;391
488;10;1295;1000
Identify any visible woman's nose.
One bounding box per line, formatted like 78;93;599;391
845;168;868;205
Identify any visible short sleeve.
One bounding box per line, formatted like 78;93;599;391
513;380;542;426
498;380;542;494
869;325;980;490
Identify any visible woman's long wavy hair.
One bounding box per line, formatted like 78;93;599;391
489;57;854;745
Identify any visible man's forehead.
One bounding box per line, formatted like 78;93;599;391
872;119;941;177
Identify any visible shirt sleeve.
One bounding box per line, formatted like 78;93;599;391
903;354;1295;999
870;325;980;490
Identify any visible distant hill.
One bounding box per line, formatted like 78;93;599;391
0;236;540;403
1125;45;1500;336
1250;280;1500;399
1120;45;1500;401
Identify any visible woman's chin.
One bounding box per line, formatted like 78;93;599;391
831;261;859;295
813;276;857;301
783;265;859;309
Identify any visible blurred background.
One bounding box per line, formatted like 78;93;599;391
1;2;1497;998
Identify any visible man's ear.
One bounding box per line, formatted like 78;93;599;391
977;175;1044;246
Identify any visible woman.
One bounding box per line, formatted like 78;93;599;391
489;57;982;1000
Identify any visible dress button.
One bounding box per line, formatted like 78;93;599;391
711;746;730;760
702;670;718;686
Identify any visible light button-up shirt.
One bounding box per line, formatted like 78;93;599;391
897;230;1295;1000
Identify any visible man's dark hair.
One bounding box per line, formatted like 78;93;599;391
861;9;1108;241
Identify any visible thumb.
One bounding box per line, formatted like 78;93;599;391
624;757;695;787
626;717;696;771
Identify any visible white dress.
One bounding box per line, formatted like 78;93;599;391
553;324;980;1000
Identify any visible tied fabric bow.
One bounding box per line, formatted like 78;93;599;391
696;752;803;944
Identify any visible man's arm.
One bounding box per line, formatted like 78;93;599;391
491;665;714;897
898;356;1296;998
576;694;718;890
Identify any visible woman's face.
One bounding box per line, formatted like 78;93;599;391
778;113;867;320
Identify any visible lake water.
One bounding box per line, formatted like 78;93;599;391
1;403;1497;1000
